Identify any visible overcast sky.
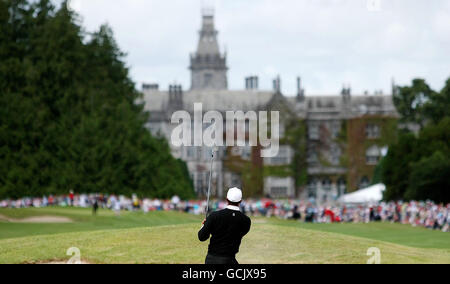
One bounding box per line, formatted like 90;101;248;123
68;0;450;96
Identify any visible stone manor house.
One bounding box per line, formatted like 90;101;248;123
141;10;398;202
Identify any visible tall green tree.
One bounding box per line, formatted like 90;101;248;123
393;79;435;127
383;118;450;203
0;0;195;200
382;77;450;203
406;151;450;203
423;79;450;124
382;132;418;201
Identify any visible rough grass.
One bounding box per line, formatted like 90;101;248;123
0;208;449;264
0;224;449;264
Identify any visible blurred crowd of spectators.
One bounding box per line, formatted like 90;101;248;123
240;199;450;232
1;194;449;232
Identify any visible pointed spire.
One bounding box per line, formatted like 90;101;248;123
196;9;220;55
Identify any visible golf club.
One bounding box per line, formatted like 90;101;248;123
205;146;218;218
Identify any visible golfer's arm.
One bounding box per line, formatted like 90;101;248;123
198;216;213;242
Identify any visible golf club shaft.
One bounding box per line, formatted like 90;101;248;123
205;150;215;218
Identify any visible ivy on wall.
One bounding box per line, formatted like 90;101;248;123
263;165;293;178
223;116;308;197
223;149;263;198
223;113;397;196
345;115;398;191
283;118;308;189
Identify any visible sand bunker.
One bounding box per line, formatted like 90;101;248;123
0;214;73;223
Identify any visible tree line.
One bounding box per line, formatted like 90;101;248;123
0;0;195;199
381;78;450;203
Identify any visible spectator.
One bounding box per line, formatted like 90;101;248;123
1;194;448;233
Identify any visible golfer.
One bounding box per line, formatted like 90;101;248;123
198;187;251;264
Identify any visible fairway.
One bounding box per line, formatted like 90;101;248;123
0;208;449;264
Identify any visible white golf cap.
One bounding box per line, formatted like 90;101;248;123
227;187;242;203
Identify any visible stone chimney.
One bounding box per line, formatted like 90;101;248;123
168;84;183;110
142;83;159;91
296;76;305;102
245;76;259;90
341;84;351;103
273;76;281;93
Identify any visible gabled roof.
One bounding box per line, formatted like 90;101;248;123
141;89;275;113
139;89;397;118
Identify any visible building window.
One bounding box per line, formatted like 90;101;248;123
359;176;370;189
270;187;288;198
195;172;210;195
195;173;204;194
366;145;381;165
322;178;332;191
279;123;285;138
204;73;213;87
330;143;341;165
307;179;317;198
231;146;242;156
271;157;288;165
197;147;203;160
203;146;217;160
307;147;318;163
269;146;289;165
308;123;319;140
186;147;196;159
331;122;341;139
366;123;380;139
337;178;346;196
241;146;252;160
231;173;241;188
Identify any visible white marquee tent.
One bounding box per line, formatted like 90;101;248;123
338;183;386;204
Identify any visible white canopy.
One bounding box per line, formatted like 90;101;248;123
338;184;386;204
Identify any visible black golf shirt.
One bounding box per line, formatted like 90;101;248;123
198;206;251;258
